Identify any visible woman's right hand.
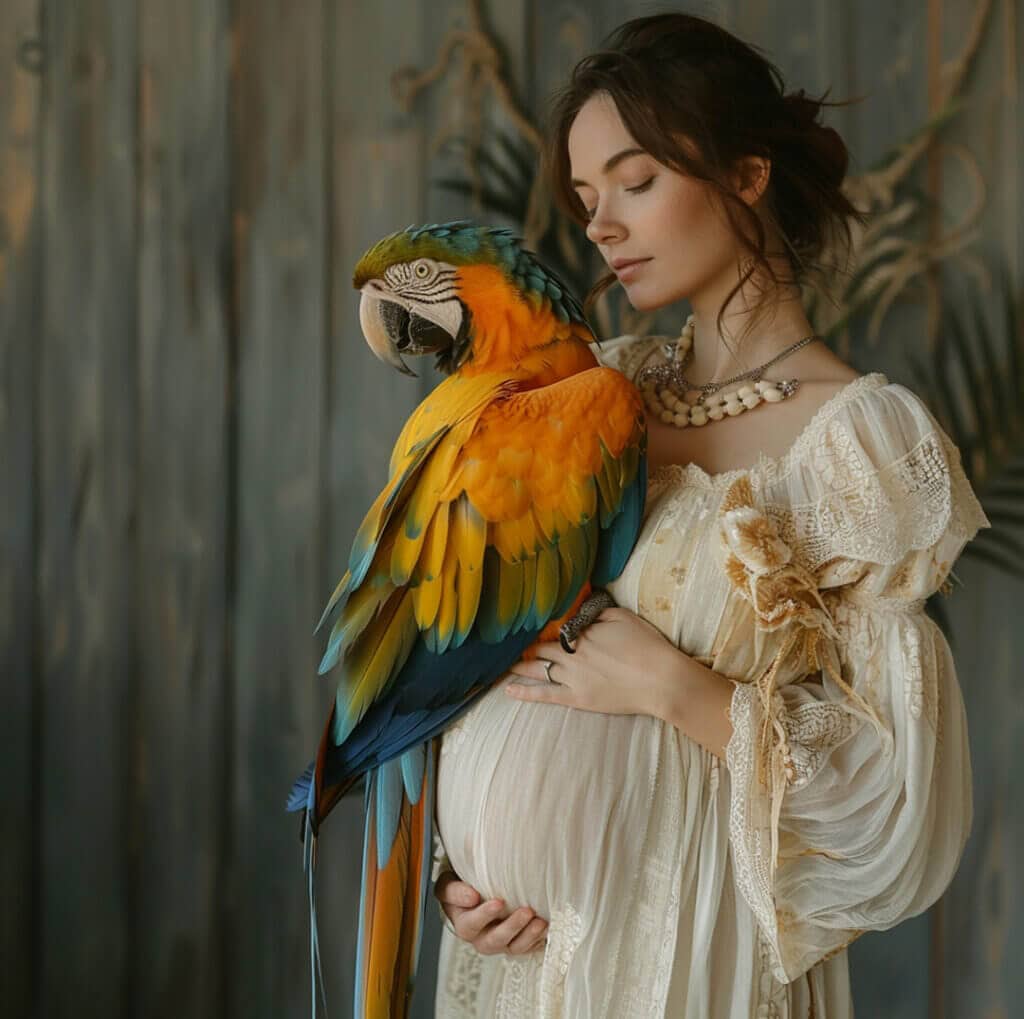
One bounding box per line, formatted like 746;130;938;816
433;871;549;956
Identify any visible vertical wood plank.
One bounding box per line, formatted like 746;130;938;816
230;1;327;1015
0;2;42;1017
134;2;231;1016
37;1;139;1016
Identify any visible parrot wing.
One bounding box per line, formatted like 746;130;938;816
316;361;647;759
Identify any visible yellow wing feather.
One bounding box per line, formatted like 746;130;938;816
332;364;644;671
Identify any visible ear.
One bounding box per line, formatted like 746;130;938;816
732;155;771;207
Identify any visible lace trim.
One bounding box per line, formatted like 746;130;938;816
727;683;788;981
441;938;485;1017
537;903;584;1017
599;725;685;1017
767;430;962;572
755;925;788;1018
437;902;585;1018
649;373;889;489
495;957;532;1019
781;699;860;790
431;828;452;884
728;683;863;983
654;379;989;585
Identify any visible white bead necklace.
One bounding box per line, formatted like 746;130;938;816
637;314;822;428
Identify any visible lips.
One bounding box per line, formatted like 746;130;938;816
612;258;652;281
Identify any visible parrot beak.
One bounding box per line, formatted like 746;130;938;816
359;281;465;377
359;288;418;376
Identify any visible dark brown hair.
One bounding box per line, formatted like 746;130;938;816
545;12;867;340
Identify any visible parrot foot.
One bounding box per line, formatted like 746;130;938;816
559;588;616;653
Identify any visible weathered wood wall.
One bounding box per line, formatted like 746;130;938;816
2;2;1019;1017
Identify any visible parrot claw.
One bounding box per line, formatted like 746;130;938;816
559;588;616;653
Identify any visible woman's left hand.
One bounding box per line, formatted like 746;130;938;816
505;605;689;718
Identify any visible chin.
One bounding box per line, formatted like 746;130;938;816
623;283;679;314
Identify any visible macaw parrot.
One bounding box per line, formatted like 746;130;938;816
286;220;647;1018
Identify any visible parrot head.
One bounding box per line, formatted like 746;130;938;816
352;220;591;377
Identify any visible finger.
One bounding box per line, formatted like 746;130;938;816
455;898;508;941
506;658;552;681
528;641;572;662
506;916;549;955
504;680;569;704
436;876;482;909
475;906;537;955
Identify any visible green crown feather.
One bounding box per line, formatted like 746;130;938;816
352;220;589;326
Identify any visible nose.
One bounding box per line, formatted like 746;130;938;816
585;205;624;246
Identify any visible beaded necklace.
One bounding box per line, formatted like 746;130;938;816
637;314;822;428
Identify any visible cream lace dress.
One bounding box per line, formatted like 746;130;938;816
431;333;989;1018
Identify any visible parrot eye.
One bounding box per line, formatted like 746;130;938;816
414;261;430;279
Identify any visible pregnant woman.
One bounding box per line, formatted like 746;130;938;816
430;13;988;1017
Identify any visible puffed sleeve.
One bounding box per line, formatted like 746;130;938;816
722;381;990;984
591;332;666;380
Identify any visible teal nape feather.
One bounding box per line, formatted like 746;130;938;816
352;219;588;326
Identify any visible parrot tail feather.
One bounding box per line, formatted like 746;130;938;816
287;763;315;814
304;808;330;1019
355;740;437;1019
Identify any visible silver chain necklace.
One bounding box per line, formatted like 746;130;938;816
667;331;821;397
637;316;824;428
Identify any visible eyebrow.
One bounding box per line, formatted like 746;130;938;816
570;147;648;188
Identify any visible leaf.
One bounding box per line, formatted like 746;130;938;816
961;542;1024;579
969;526;1024;566
492;129;537;188
945;303;991;464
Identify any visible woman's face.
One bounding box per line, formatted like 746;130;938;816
567;92;743;313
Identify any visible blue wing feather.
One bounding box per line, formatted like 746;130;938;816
592;448;647;585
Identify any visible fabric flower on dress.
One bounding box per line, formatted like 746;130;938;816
718;476;888;875
719;477;836;638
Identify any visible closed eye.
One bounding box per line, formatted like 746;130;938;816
583;177;656;221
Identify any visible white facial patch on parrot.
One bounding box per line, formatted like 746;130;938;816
375;258;462;336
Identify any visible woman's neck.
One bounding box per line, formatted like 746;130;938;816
685;270;814;387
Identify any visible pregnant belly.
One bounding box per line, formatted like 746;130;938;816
435;676;667;919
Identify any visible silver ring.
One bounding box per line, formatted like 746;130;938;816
541;658;555;684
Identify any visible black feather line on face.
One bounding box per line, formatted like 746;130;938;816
380;299;411;347
434;301;473;376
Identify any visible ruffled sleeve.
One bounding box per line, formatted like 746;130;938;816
721;379;990;983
